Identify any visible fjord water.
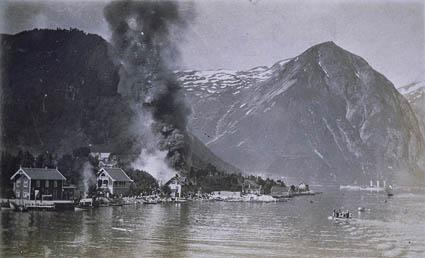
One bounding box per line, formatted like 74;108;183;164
1;186;424;258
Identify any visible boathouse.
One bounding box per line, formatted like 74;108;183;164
10;167;67;200
96;167;133;196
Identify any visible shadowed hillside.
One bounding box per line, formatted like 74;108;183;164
0;29;240;176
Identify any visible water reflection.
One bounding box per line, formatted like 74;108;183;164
1;187;425;257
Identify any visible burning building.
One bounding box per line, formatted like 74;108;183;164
104;0;193;182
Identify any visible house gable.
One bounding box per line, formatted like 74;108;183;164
10;168;31;180
98;168;114;181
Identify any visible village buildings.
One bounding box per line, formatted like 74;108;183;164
96;167;133;196
242;179;262;195
89;146;112;161
10;167;67;200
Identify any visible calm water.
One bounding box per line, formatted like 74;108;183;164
1;186;425;258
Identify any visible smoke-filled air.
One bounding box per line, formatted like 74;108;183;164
81;161;95;197
104;0;192;182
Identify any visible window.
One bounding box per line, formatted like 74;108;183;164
16;191;20;198
54;180;58;188
23;179;28;188
36;180;40;187
16;180;21;188
45;180;49;188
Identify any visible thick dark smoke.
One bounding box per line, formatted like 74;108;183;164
104;0;192;179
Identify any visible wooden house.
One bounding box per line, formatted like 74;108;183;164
96;167;133;196
10;167;67;200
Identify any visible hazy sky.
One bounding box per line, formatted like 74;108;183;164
1;0;423;87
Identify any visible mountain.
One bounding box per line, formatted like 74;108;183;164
2;30;421;184
399;81;425;143
1;29;124;153
0;29;239;174
179;42;424;184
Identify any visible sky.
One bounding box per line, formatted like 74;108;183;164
0;0;423;87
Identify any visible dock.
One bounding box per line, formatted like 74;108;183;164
2;199;75;211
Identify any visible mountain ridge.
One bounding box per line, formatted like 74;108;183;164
179;41;424;184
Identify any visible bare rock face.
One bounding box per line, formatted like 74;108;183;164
180;42;424;184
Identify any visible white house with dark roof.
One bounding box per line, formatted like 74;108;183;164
10;167;67;200
96;167;133;196
89;145;112;161
166;175;187;198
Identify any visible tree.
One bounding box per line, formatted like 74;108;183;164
35;151;55;168
126;169;159;196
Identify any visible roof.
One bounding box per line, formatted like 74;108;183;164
100;168;133;182
166;175;187;186
11;167;66;180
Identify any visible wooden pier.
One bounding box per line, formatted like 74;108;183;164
1;198;75;211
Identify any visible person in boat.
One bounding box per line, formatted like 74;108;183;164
335;209;342;218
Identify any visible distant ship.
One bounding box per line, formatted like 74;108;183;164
340;180;393;194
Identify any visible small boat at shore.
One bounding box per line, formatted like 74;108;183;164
10;202;29;212
174;198;187;203
1;201;13;210
75;198;94;211
143;196;160;204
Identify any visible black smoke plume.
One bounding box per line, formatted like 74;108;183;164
104;0;192;178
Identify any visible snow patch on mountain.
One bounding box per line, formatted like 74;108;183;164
398;81;425;103
178;43;424;184
175;58;292;98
